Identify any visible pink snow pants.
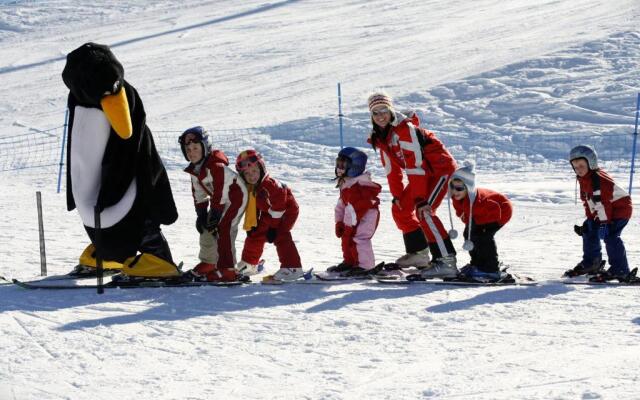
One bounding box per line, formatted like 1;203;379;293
342;208;379;269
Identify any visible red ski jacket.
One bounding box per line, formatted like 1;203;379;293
335;173;382;226
452;188;513;227
368;111;456;205
255;174;298;232
577;169;632;222
185;150;243;213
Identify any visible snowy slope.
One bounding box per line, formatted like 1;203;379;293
1;1;640;399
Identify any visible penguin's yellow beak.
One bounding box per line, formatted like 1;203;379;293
100;89;133;139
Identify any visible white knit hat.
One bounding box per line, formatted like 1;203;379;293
451;160;477;202
367;91;394;112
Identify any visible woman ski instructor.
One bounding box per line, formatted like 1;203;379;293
367;91;458;278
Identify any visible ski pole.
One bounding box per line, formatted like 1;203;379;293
94;206;104;294
36;191;47;276
57;108;69;194
338;83;344;149
628;92;640;194
445;193;458;239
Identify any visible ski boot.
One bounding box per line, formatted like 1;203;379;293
563;259;605;278
235;260;261;276
418;255;458;279
182;262;216;282
395;248;430;269
271;267;305;282
589;267;637;283
326;262;353;273
340;263;384;278
458;264;513;283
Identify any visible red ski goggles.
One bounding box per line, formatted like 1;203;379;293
237;155;260;171
180;133;202;146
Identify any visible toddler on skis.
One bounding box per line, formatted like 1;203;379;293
565;145;634;282
448;161;513;282
179;126;248;282
234;150;304;282
326;147;382;277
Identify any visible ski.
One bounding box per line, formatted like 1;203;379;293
11;278;244;290
374;276;538;286
562;268;639;286
6;269;122;285
261;269;327;284
311;262;386;283
562;279;640;286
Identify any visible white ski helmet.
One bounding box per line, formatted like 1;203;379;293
569;145;598;170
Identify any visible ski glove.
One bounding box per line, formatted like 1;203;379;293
335;222;345;238
195;207;208;234
266;227;278;243
598;223;609;240
206;209;223;233
574;224;584;237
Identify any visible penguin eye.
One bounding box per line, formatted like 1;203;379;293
103;80;122;96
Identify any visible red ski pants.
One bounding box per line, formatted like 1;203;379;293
241;211;302;268
391;174;450;243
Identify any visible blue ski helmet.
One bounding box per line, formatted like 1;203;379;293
178;126;211;161
569;144;598;170
336;147;367;178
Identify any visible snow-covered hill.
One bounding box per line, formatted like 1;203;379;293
1;1;640;399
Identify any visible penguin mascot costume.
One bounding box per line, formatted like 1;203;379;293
62;42;180;278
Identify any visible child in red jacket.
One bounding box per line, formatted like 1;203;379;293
179;126;248;282
565;145;633;282
448;161;513;282
234;150;303;282
327;147;382;277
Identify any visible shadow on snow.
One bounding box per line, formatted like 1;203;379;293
0;280;574;329
0;0;302;75
426;283;572;314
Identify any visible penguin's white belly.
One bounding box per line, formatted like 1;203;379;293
70;106;136;228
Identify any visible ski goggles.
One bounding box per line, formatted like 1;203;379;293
371;107;390;116
237;155;260;171
450;184;466;192
180;134;202;146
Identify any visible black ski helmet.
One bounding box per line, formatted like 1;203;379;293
178;126;211;161
336;147;367;178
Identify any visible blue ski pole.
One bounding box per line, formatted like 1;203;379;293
629;93;640;194
338;83;344;149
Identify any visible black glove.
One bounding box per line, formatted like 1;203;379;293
573;224;584;236
206;209;222;233
470;222;501;237
195;207;207;234
481;222;501;235
266;228;278;243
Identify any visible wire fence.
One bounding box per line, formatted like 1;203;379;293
1;122;638;184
